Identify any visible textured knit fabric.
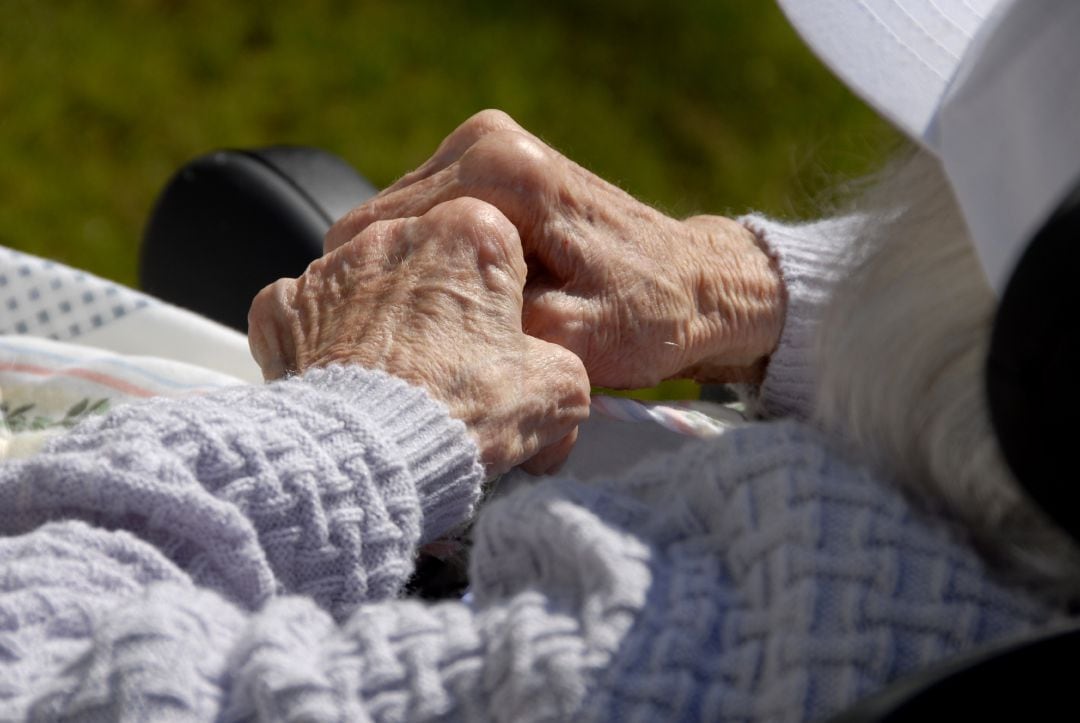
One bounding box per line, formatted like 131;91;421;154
0;220;1067;721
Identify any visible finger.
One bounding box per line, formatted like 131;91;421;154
328;130;556;255
325;167;449;252
329;169;539;256
381;109;525;195
519;427;579;476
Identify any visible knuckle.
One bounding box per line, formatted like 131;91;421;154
461;108;521;137
425;197;523;272
419;197;524;280
430;195;493;221
427;197;509;238
250;277;293;317
450;199;525;272
466;131;550;188
357;217;401;249
327;218;407;269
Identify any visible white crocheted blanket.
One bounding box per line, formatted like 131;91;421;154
0;246;256;458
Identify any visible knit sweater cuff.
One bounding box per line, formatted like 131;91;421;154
301;365;484;542
738;214;861;420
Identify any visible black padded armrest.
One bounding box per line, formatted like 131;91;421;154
140;146;376;332
829;622;1080;721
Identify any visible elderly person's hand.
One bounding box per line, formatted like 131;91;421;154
326;110;786;388
248;197;590;476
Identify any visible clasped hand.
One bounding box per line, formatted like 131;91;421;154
249;110;784;475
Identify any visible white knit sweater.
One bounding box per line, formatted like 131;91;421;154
0;216;1062;721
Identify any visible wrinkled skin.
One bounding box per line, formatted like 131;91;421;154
327;110;786;388
249;197;590;477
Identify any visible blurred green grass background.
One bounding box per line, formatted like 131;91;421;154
0;0;897;396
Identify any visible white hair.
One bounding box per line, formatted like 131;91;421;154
814;149;1080;600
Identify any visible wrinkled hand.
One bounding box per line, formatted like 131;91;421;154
249;197;590;476
327;110;785;388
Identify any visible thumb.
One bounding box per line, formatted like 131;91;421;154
518;427;581;476
248;277;300;381
521;333;591;439
522;283;594;368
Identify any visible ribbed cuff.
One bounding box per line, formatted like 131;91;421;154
738;214;862;420
300;366;485;543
